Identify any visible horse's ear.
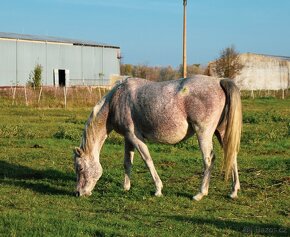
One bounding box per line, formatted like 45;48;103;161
74;147;83;157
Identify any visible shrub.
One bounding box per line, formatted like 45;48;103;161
243;113;261;124
53;125;82;141
27;64;42;89
0;125;36;138
65;115;84;125
213;45;244;79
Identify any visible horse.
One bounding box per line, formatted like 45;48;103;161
74;75;242;201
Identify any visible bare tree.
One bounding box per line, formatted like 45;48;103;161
214;45;243;79
120;64;133;76
120;63;206;82
159;66;178;81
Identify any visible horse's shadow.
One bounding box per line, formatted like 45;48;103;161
168;215;289;236
0;160;74;196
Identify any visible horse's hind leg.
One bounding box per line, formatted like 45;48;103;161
230;152;240;199
193;132;215;201
127;133;163;196
216;128;240;198
124;139;135;191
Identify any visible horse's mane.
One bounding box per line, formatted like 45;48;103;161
80;82;122;153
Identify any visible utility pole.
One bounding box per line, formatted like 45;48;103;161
182;0;187;78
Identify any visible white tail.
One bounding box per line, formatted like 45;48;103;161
220;79;242;180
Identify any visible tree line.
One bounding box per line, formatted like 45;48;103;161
120;46;243;81
120;63;206;81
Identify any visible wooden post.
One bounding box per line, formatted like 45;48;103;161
10;85;13;98
88;86;92;104
12;87;16;105
251;90;254;99
38;87;43;104
182;0;187;78
63;86;67;109
24;86;28;106
98;86;102;101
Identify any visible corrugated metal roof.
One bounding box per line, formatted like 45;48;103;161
251;53;290;61
0;32;120;49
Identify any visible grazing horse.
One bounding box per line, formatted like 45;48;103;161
74;75;242;201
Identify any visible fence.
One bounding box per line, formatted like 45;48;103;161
0;86;110;108
240;89;289;99
0;86;289;109
69;78;111;87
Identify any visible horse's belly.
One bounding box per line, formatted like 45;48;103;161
142;120;192;144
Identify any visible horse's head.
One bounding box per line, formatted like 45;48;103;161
73;147;103;197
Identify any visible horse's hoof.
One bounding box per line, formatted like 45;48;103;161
193;193;204;201
155;192;163;197
229;193;238;199
123;185;131;191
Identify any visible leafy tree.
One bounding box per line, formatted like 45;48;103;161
28;64;42;88
214;45;243;79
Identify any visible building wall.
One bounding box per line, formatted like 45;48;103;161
234;53;290;90
0;39;120;86
0;40;17;85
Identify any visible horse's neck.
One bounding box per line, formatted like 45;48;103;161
81;99;110;157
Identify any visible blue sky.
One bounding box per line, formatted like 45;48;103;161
1;0;289;67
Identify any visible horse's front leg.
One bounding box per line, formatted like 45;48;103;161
128;134;163;196
124;139;135;191
194;135;215;201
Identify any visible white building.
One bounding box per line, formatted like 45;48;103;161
234;53;290;90
0;32;121;87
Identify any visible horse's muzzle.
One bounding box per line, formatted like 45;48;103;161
75;190;92;197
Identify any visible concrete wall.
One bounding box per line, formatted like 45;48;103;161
234;53;290;90
0;39;120;86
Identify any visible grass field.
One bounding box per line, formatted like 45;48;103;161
0;97;289;236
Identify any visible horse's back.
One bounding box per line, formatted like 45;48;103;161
109;76;225;144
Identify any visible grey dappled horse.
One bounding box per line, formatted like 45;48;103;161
74;75;242;201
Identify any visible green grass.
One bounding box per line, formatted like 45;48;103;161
0;97;289;236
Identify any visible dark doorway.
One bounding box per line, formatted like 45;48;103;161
59;69;66;87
